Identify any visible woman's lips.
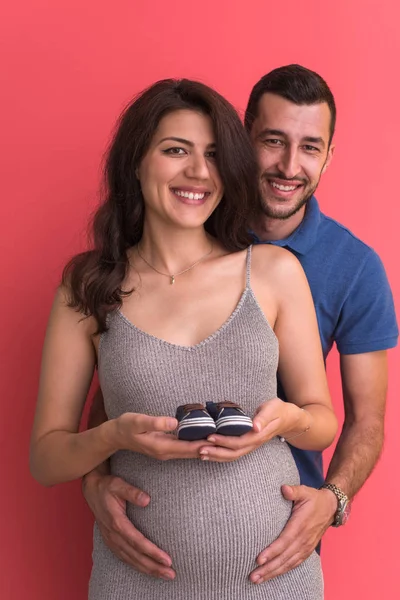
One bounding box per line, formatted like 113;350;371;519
171;188;211;205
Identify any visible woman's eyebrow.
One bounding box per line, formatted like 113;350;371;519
158;136;194;146
158;137;216;148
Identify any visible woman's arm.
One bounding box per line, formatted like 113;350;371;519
30;290;209;486
29;287;119;486
197;246;337;463
265;247;337;450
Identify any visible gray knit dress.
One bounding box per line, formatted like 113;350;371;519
89;246;323;599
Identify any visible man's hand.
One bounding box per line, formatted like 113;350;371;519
199;398;302;462
82;471;176;580
249;485;337;584
82;412;215;578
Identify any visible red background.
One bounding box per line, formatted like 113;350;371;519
1;1;399;598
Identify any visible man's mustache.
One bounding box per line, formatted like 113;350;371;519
261;173;308;185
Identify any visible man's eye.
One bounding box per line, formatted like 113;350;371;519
163;147;186;155
304;145;320;152
264;139;283;146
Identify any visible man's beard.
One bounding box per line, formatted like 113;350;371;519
259;174;321;220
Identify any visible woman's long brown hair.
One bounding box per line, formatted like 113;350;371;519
62;79;259;332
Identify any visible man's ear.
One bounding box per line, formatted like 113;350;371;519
322;143;335;173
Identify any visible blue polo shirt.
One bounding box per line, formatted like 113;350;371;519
252;196;398;488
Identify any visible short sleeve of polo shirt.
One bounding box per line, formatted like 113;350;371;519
334;249;398;354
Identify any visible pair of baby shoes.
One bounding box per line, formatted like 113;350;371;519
176;401;253;441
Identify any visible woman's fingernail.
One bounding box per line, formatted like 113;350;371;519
201;455;209;461
161;572;175;580
199;449;208;455
167;419;177;430
137;492;150;505
258;558;266;566
252;575;261;583
208;436;216;443
161;558;172;567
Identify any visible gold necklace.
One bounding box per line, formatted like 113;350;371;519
137;242;213;285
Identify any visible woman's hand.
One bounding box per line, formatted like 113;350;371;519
198;398;305;462
111;412;215;460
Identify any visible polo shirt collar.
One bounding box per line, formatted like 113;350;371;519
251;196;321;255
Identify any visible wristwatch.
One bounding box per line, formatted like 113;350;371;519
319;483;351;527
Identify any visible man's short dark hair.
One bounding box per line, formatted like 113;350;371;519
245;64;336;144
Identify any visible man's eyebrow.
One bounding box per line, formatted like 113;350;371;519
302;136;325;148
256;128;286;139
158;136;216;148
256;129;326;148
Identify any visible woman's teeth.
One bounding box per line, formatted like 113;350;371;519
270;182;298;191
174;190;206;200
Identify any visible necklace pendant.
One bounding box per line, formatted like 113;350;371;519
170;275;175;285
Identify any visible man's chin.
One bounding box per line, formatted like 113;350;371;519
261;196;310;220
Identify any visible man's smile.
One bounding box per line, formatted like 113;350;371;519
263;176;305;199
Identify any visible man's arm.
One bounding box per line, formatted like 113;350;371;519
83;388;111;473
325;351;387;496
250;350;388;584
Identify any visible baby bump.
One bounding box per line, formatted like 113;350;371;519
112;439;300;580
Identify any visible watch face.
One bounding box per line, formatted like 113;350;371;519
343;501;351;524
339;500;351;525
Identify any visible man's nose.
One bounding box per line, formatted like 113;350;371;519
277;147;301;180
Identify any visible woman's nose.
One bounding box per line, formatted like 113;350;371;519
185;153;210;180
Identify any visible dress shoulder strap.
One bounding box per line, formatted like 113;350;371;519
245;245;252;288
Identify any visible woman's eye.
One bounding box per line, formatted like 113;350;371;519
163;147;186;155
205;151;217;159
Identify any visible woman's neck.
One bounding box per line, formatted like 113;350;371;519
137;222;213;274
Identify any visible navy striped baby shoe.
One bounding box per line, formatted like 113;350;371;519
176;403;217;441
206;401;253;436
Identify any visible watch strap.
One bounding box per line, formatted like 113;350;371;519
319;483;349;527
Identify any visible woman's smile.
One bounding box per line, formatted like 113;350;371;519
171;187;211;205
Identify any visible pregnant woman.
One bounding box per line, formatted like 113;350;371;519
30;78;337;599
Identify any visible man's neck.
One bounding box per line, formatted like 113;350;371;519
251;205;306;242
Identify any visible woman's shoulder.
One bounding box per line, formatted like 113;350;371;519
250;244;310;311
250;244;308;294
50;285;98;337
251;243;302;274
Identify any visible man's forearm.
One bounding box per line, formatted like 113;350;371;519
88;387;109;429
328;352;388;500
84;388;112;479
325;417;384;499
